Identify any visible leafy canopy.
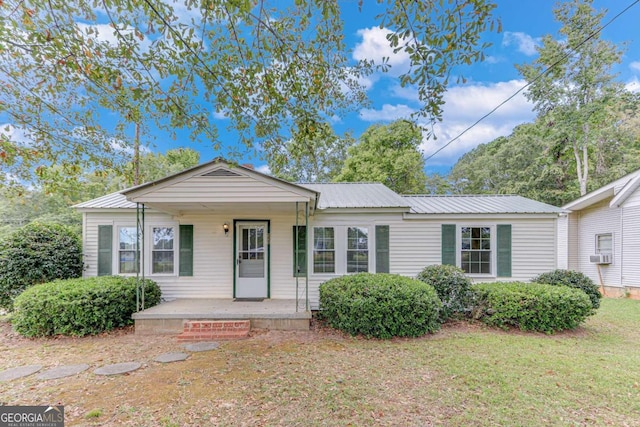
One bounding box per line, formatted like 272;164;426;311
0;0;498;185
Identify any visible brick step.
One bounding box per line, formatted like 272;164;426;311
176;320;250;342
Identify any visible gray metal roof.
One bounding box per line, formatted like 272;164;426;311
403;195;566;214
73;192;135;209
299;183;410;209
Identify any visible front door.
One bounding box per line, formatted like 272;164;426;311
235;221;268;298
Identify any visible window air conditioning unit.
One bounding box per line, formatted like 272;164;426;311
590;254;612;264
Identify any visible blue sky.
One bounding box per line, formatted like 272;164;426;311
3;1;639;178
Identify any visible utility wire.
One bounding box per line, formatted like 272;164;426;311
424;0;640;163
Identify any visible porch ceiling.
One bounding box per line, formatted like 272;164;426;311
140;201;313;216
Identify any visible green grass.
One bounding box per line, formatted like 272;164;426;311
1;298;639;426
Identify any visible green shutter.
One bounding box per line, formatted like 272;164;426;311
293;226;307;277
179;225;194;277
497;224;512;277
98;225;112;276
441;224;456;266
375;225;390;273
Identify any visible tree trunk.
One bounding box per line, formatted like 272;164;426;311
573;122;590;196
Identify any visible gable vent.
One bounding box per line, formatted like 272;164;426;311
201;169;241;177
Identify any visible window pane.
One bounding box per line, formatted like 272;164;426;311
119;227;137;250
460;226;491;275
596;234;612;253
314;227;334;250
119;250;138;274
152;251;174;274
347;250;368;273
314;251;335;273
153;227;174;250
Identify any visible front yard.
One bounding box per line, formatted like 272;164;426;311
1;298;639;426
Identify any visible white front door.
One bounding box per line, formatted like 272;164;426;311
235;222;268;298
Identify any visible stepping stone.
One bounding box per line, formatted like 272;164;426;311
0;365;42;381
154;352;190;363
183;342;219;352
94;362;141;376
37;364;90;380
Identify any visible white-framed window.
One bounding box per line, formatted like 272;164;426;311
347;226;369;273
595;233;612;254
460;226;492;275
313;227;335;273
118;226;139;274
152;226;175;274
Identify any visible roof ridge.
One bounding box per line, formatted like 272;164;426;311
402;194;519;198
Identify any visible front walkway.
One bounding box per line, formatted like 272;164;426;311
133;299;311;334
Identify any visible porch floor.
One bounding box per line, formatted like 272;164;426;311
132;299;311;335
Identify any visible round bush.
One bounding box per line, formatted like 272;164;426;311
0;222;83;311
472;282;593;333
532;269;601;310
416;264;473;321
319;273;442;339
12;276;161;337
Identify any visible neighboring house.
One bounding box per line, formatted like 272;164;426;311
74;158;567;310
561;169;640;298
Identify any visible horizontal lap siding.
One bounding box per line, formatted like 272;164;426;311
556;215;568;270
137;176;308;203
510;219;557;281
621;189;640;287
567;213;580;271
576;199;622;287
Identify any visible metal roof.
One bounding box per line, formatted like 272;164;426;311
403;195;566;214
299;183;410;209
73;192;135;209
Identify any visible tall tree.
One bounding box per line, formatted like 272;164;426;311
0;0;498;186
516;0;626;196
335;120;427;194
267;121;353;182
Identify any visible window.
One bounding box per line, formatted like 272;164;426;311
596;233;612;254
152;227;174;274
313;227;335;273
461;227;491;274
347;227;368;273
293;226;307;277
118;227;139;274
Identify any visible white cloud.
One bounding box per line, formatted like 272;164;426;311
626;77;640;93
353;27;411;75
212;109;228;120
630;61;640;73
256;164;271;175
0;123;34;147
502;32;539;56
359;104;416;122
108;138;151;156
419;79;536;165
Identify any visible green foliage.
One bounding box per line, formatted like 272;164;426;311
472;282;593;333
335;120;427;194
416;265;473;321
532;269;601;310
12;276;160;337
0;0;497;187
0;222;83;311
319;273;442;339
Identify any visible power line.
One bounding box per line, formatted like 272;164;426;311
424;0;640;163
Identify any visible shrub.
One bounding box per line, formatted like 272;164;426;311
12;276;160;337
416;264;473;321
532;269;601;310
472;282;593;333
0;222;83;311
319;273;442;339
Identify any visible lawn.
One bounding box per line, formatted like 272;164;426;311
1;298;639;426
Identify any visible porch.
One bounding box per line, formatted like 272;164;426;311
133;298;312;335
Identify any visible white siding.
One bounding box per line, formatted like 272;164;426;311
567;213;580;270
132;176;310;203
575;199;622;287
621;189;640;287
556;215;568;270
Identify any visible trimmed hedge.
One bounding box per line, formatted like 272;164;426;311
0;222;83;311
472;282;593;333
12;276;161;337
532;269;601;310
416;264;473;321
319;273;442;339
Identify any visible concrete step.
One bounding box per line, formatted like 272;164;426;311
176;320;250;342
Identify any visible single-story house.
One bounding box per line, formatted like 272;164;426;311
560;169;640;298
74;158;567;313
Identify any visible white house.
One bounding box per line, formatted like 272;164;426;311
74;158;567;320
561;169;640;298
